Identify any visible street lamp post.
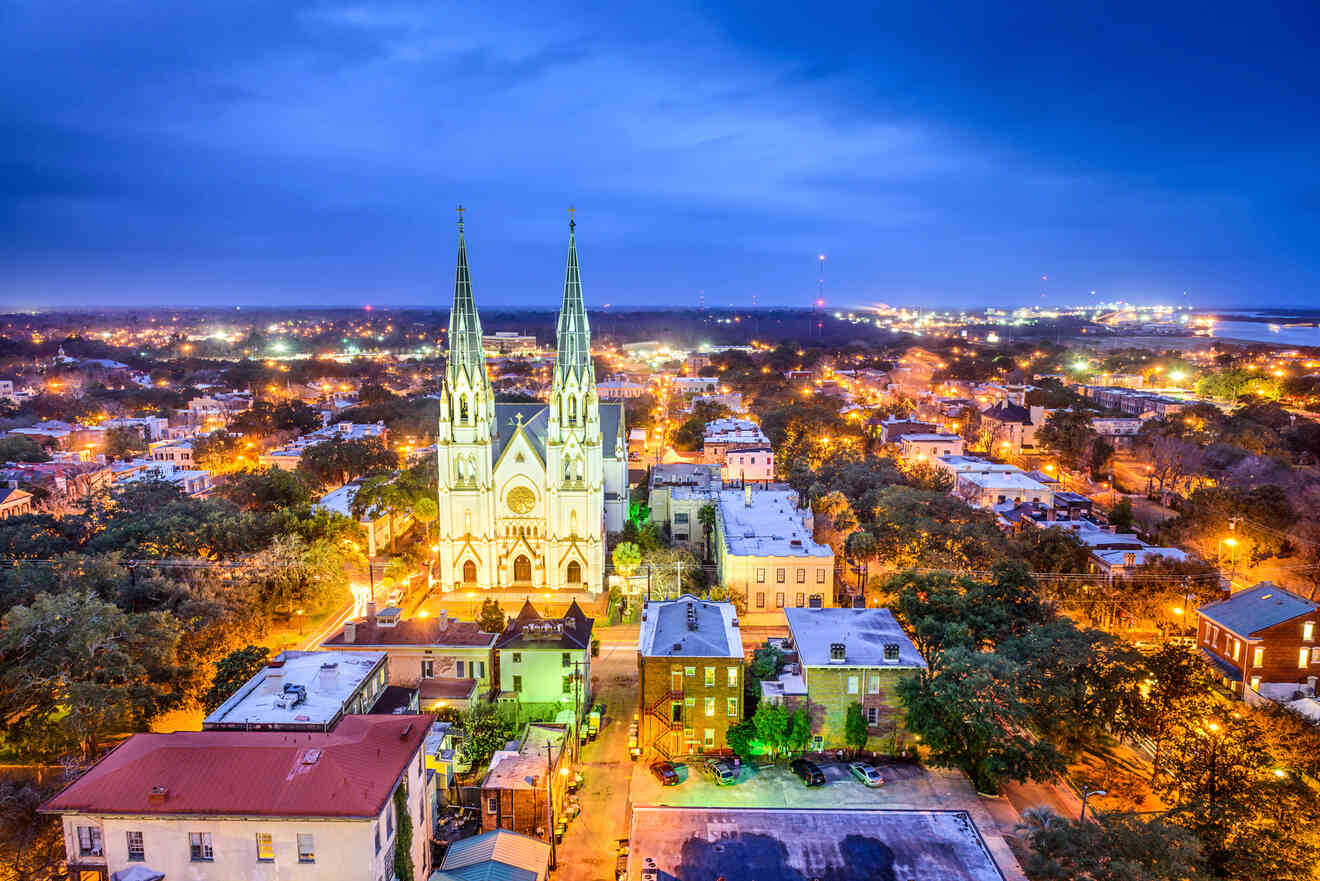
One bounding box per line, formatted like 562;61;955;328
295;608;304;635
1080;787;1107;824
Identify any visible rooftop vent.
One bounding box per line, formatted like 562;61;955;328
686;602;699;631
148;786;169;804
672;642;683;652
828;643;846;664
302;748;322;765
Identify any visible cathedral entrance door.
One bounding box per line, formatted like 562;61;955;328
513;555;532;585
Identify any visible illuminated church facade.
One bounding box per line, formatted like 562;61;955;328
433;213;626;593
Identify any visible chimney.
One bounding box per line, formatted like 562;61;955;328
744;483;752;507
148;786;169;804
318;662;339;693
343;620;357;643
366;601;377;621
436;610;449;629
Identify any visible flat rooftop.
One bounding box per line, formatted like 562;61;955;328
628;807;1008;881
956;471;1050;491
203;650;385;730
717;489;831;559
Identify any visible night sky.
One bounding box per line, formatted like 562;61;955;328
3;0;1317;311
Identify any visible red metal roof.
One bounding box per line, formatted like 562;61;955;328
41;714;429;819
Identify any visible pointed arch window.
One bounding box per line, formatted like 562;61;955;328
462;560;478;586
568;396;577;425
566;561;582;585
513;555;532;584
459;396;469;422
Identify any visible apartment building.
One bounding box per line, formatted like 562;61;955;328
1197;583;1320;698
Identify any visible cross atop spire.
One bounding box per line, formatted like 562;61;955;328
555;211;591;381
447;212;488;386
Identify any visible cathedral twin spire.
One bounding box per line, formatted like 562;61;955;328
444;207;595;428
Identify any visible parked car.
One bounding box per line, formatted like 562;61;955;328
703;758;739;785
848;762;884;787
790;758;825;786
650;761;681;786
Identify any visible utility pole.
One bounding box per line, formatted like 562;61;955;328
674;560;684;598
572;659;584;764
545;741;557;869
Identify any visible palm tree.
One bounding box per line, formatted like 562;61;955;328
697;504;717;563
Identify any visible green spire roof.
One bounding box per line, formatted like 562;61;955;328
448;209;486;377
555;211;592;378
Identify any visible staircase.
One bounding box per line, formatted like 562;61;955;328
644;690;684;760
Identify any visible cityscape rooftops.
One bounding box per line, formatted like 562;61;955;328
496;600;594;652
322;610;497;649
42;714;429;819
483;724;568;791
1198;583;1318;636
702;417;769;446
203;650;386;730
936;455;1021;474
954;471;1051;492
435;830;551;881
649;462;722;501
639;594;743;659
716;488;830;559
785;607;927;669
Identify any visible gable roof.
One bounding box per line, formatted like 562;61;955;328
436;830;550;881
785;607;927;669
981;400;1033;424
41;715;429;819
1198;583;1318;636
639;595;743;659
495;600;594;651
322;616;496;649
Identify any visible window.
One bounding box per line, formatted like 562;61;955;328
421;660;434;678
704;728;715;748
476;661;485;678
1232;639;1241;661
756;568;765;583
1250;675;1262;692
1253;647;1264;668
297;833;315;863
866;707;878;725
513;674;523;691
671;701;683;722
756;592;765;608
685;696;696;709
486;795;498;813
126;831;144;862
456;660;466;678
562;652;571;667
796;568;806;583
562;675;573;694
705;697;715;717
374;822;380;854
1301;648;1311;669
77;826;102;856
684;666;696;677
809;594;823;609
189;832;213;862
1306;621;1316;641
727;697;738;717
884;643;900;661
810;735;824;751
256;832;275;862
705;666;715;687
776;568;786;583
512;652;522;664
674;512;689;524
1313;647;1320;665
775;592;784;608
795;592;804;607
847;675;859;694
867;676;880;695
727;667;738;688
816;568;826;584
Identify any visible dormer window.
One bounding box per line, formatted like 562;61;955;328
883;643;900;662
829;643;846;662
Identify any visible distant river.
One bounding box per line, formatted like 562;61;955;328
1207;320;1320;348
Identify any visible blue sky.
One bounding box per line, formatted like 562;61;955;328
2;0;1317;311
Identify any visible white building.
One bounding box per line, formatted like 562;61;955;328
933;455;1022;480
258;421;388;471
702;418;773;481
723;446;774;483
117;460;214;497
897;433;964;462
647;463;722;547
203;650;389;731
672;376;720;395
102;416;171;442
150;439;196;467
714;487;834;623
432;217;627;595
953;471;1054;509
41;714;433;881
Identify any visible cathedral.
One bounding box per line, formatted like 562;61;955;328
434;213;627;594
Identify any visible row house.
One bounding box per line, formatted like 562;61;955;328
1197;583;1320;699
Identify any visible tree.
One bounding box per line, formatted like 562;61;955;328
844;702;868;755
1010;526;1092;574
412;496;438;542
897;648;1064;794
1108;498;1134;532
458;701;518;767
246;534;348;615
214;466;313;513
298;437;398;489
868;486;1009;570
750;701;790;758
477;598;506;633
697;503;717;562
351;475;410;553
726;718;758;760
201;644;271;712
0;778;68;881
787;707;812;754
612;541;641;578
0;435;51;463
0;591;182;759
1134;645;1212;780
102;426;147;461
1038;408;1101;472
1016;807;1207;881
671;417;705;452
191;430;245;473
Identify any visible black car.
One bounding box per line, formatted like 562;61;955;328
650;761;681;786
790;758;825;786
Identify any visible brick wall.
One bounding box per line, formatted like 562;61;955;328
796;665;917;753
638;654;743;759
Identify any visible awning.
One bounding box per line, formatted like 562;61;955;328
1199;647;1243;682
111;867;165;881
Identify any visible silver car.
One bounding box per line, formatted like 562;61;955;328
848;762;884;787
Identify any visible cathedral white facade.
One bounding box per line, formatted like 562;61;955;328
434;215;627;593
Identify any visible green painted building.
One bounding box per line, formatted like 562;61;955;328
495;600;593;722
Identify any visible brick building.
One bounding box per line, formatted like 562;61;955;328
479;724;569;842
1197;583;1320;698
637;596;744;760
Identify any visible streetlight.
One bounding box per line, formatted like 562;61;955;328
295;608;304;635
1219;537;1238;584
1080;787;1107;824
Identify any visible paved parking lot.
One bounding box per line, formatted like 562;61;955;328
631;757;963;810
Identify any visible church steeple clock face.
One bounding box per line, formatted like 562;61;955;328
507;485;537;514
